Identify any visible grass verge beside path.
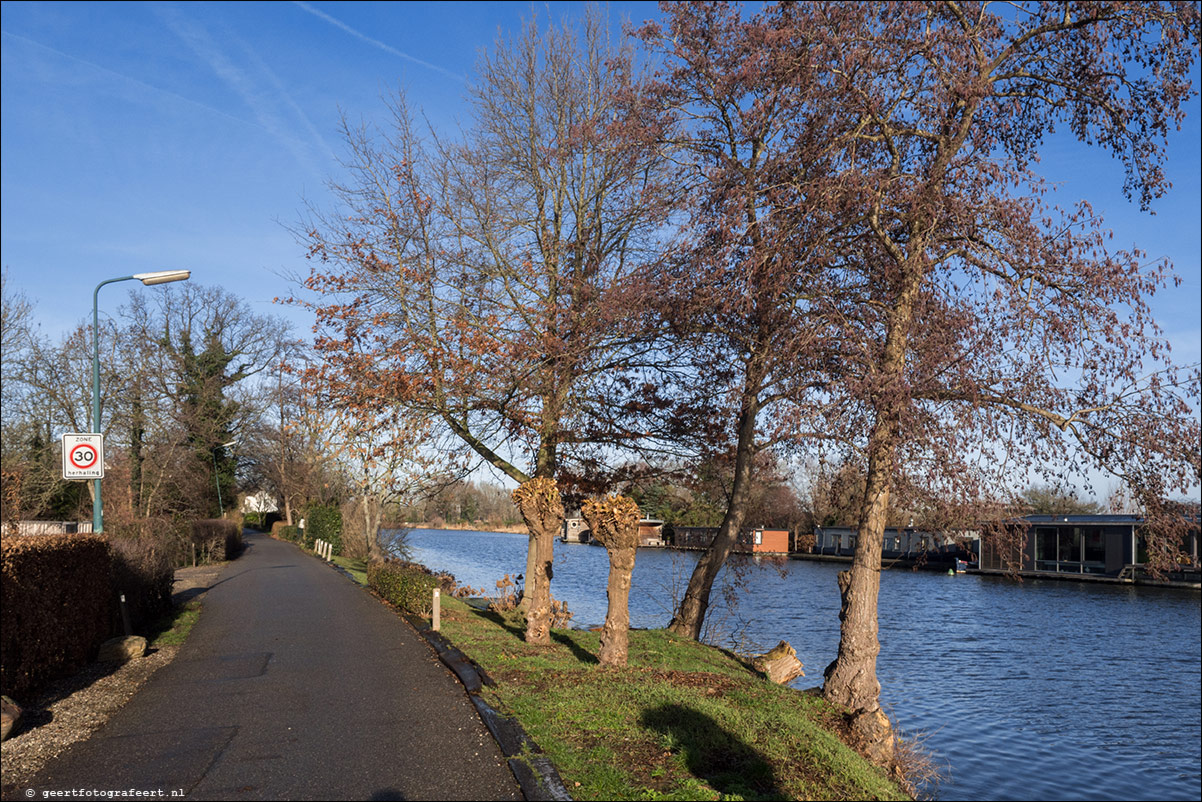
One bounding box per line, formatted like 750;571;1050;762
331;555;368;585
425;596;907;802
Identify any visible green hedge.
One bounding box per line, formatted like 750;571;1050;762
1;534;112;698
368;560;440;615
271;521;299;542
305;504;342;555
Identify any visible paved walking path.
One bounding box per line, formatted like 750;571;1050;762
25;534;522;801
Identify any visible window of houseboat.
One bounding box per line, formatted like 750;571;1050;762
1035;526;1059;572
1083;527;1106;573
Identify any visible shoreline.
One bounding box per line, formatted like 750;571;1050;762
401;522;529;535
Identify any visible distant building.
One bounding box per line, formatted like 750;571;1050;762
563;517;591;543
669;525;790;554
813;525;976;561
240;490;279;514
562;516;666;547
980;514;1200;579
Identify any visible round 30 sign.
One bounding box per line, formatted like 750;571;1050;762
62;433;105;479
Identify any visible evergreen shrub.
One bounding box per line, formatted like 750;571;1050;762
368;560;440;615
305;504;342;555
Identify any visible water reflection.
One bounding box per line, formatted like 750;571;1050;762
402;528;1202;802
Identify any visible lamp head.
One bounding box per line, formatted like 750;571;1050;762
133;270;191;286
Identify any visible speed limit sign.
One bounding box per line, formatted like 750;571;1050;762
62;434;105;480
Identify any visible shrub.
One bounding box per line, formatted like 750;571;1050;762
275;524;299;542
368;559;442;615
1;534;112;697
305;504;342;555
107;534;174;633
191;519;241;562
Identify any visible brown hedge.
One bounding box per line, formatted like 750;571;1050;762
191;519;242;562
1;534;112;698
108;535;174;634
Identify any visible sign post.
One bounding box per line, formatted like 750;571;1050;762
62;434;104;481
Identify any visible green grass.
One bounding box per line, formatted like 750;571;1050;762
332;555;369;585
148;600;202;648
431;597;908;801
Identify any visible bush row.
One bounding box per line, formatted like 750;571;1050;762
107;517;242;568
190;519;242;563
1;534;112;699
367;559;453;615
2;517;244;698
268;506;344;556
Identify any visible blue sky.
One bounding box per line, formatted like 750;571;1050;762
3;2;1198;344
1;1;663;337
3;1;1200;501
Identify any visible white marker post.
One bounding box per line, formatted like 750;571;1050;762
432;588;441;631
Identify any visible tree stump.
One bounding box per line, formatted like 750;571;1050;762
752;640;805;685
582;495;641;667
512;478;563;645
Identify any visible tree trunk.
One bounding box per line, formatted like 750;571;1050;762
512;478;563;645
583;495;641;667
823;271;920;765
668;390;759;640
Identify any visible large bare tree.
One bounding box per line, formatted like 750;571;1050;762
295;10;674;643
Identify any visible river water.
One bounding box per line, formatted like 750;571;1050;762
401;528;1202;801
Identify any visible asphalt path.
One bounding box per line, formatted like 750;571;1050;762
24;533;523;801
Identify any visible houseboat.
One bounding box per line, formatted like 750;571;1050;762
978;514;1200;587
561;517;667;547
670;525;790;555
810;525;978;567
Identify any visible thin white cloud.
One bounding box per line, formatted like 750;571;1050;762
0;30;264;133
292;1;466;83
153;5;328;177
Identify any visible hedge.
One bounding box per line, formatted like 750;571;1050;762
1;534;112;698
2;518;244;699
108;534;174;634
271;521;299;542
191;519;242;563
305;504;342;555
368;560;441;615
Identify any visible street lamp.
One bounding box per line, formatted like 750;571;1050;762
213;439;237;517
92;270;191;533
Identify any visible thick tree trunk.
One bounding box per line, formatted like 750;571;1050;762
512;478;563;645
583;495;641;666
822;434;891;712
668;391;759;640
823;270;920;766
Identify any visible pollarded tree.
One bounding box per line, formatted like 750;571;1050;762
294;10;675;642
581;494;641;666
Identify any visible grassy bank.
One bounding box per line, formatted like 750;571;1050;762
331;555;369;585
429;596;906;801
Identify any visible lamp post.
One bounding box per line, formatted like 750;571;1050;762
213;439;237;517
92;270;190;533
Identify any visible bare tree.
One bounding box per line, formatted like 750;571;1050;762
293;9;674;643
